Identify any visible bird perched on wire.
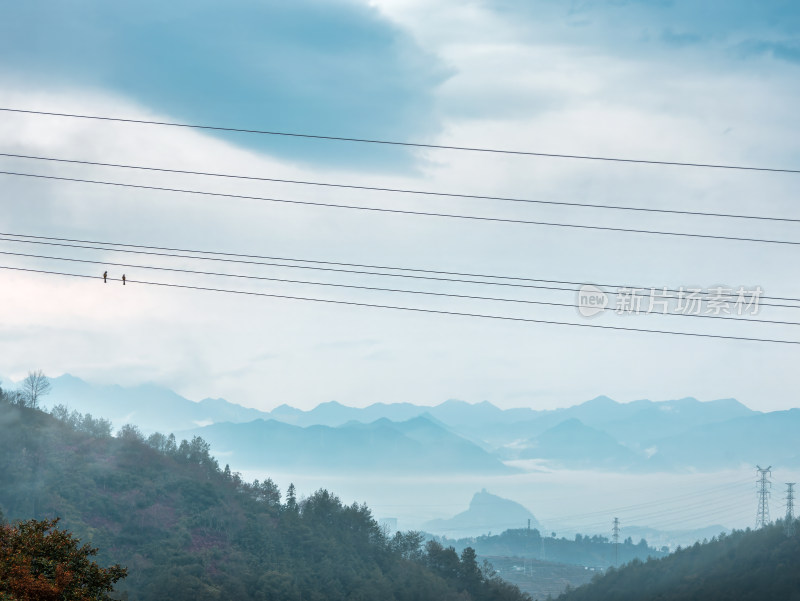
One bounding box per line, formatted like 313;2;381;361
103;270;107;283
122;274;126;286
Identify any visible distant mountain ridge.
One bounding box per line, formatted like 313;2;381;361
43;374;271;433
36;373;799;472
262;397;541;429
519;418;644;470
175;415;516;474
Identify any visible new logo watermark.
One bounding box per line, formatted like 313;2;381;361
577;285;609;317
576;285;762;318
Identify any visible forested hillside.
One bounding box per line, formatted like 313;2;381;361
0;388;529;601
557;521;800;601
437;527;665;568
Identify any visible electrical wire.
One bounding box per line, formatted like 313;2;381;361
2;264;799;345
541;479;754;524
430;496;751;536
2;152;798;223
552;497;753;532
3;170;800;246
542;492;753;534
1;107;798;174
5;248;798;325
2;233;797;308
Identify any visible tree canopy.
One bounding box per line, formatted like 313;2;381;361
557;521;800;601
0;517;126;601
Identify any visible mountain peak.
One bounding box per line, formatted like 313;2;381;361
708;397;754;412
549;417;588;430
402;414;439;427
270;403;302;414
583;395;617;407
437;398;471;408
671;397;700;405
316;400;346;409
53;372;84;382
418;411;449;428
423;490;539;537
199;397;228;406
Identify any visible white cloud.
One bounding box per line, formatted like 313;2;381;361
1;2;799;412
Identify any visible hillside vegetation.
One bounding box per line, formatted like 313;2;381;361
0;388;529;601
437;528;664;568
557;521;800;601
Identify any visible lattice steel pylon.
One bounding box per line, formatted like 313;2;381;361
786;483;796;537
612;517;620;566
756;465;772;529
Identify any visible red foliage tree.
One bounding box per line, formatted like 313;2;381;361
0;518;126;601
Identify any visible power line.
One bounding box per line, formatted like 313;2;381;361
624;503;748;534
613;497;748;526
550;496;753;534
626;504;752;533
555;499;753;535
2;263;799;345
373;483;748;515
2;152;799;223
6;248;798;326
0;234;620;294
651;507;754;532
523;474;753;523
2;232;799;308
549;495;752;534
367;478;754;536
543;478;754;524
654;499;757;524
1;107;798;174
3;170;800;247
491;477;754;536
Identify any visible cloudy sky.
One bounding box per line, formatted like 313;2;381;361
1;0;798;412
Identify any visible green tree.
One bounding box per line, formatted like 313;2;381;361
424;540;461;581
390;530;425;561
286;483;298;511
459;546;482;591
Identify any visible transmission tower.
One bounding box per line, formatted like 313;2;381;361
612;517;620;566
786;483;796;536
755;465;772;529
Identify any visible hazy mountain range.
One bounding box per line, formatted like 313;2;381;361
21;373;800;473
173;416;514;474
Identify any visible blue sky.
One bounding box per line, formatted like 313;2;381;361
0;0;798;412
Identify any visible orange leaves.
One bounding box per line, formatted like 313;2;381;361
0;518;126;601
